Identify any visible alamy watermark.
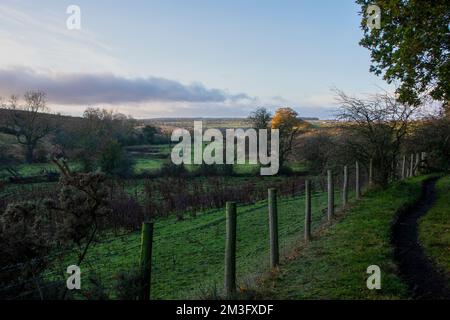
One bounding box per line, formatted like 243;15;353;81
66;265;81;290
171;121;280;176
66;5;81;30
366;4;381;30
366;265;381;290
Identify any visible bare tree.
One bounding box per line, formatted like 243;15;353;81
335;89;419;187
1;92;53;163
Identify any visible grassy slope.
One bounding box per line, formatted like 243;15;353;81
57;188;346;299
419;175;450;287
260;176;429;300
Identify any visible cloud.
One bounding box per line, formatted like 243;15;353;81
0;67;251;105
0;3;123;74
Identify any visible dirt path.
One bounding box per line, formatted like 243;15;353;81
392;178;450;299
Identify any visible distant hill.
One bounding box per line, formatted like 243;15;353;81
142;117;320;131
0;108;85;132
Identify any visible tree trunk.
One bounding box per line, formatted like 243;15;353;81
25;144;34;163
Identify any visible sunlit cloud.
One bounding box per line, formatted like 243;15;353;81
0;67;252;106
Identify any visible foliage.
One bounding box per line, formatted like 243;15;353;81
197;163;234;177
51;159;111;249
54;107;140;171
406;112;450;172
357;0;450;108
271;107;309;166
142;125;158;144
335;89;419;187
159;161;188;177
0;201;54;296
248;107;272;130
0;144;17;167
99;140;134;177
113;267;143;300
143;175;305;220
0;91;55;163
296;131;337;174
108;192;147;232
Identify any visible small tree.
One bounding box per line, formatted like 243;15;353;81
98;140;133;177
357;0;450;109
142;125;158;144
1;92;54;163
248;107;272;130
0;158;113;299
271;107;309;168
0;201;54;299
335;89;419;187
297;131;337;174
51;159;111;260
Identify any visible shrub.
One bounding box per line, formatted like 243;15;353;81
109;194;146;232
0;201;54;299
196;163;234;176
113;267;143;300
99;140;134;177
159;161;187;177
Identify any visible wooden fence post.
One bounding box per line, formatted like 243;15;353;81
369;158;373;186
410;154;414;177
343;165;348;207
327;170;334;220
224;202;237;298
401;155;406;179
140;221;154;300
305;180;311;242
268;188;279;268
355;161;361;199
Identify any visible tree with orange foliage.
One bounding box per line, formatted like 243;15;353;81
271;107;309;168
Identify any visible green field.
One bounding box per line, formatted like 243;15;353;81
258;176;429;299
46;185;347;300
0;162;82;179
133;157;166;173
419;175;450;287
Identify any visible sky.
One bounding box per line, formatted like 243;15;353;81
0;0;390;119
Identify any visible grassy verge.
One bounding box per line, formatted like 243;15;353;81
418;175;450;287
258;176;429;299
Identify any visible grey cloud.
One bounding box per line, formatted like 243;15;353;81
0;67;250;105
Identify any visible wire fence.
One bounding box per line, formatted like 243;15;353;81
0;159;387;300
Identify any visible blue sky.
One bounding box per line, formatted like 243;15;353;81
0;0;389;118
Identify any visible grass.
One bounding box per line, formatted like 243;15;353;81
49;186;346;300
258;176;429;299
418;175;450;287
132;156;308;176
0;181;57;199
133;157;166;173
0;162;82;179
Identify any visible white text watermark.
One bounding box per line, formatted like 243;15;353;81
171;121;280;176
